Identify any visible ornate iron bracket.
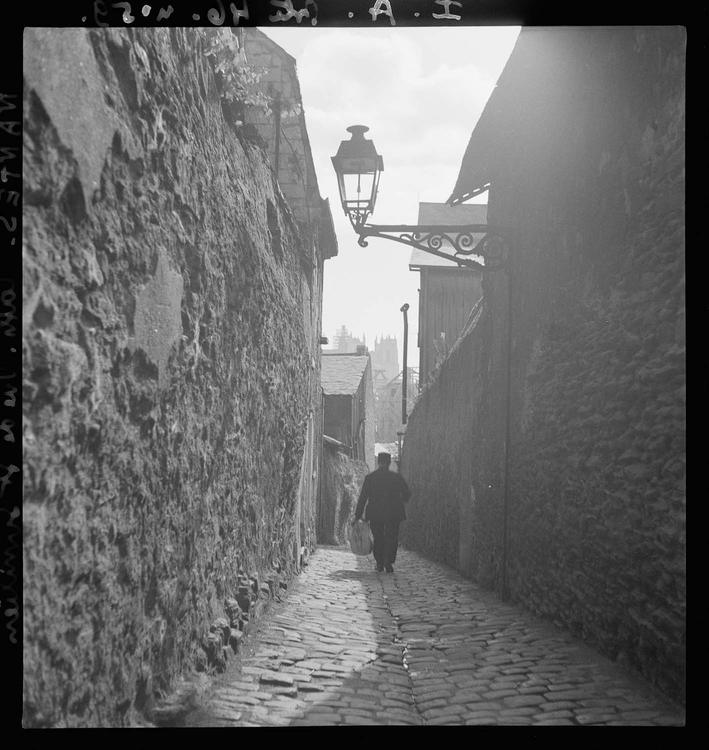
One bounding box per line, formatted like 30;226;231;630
351;222;510;272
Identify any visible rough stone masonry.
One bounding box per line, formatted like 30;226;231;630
402;27;685;703
22;28;330;726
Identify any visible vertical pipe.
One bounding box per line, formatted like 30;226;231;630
400;303;409;425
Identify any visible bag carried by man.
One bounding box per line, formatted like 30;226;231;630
349;519;373;556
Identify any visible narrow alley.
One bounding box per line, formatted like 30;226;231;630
181;547;684;727
16;23;685;729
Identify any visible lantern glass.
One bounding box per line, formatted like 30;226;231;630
341;171;376;208
331;125;383;225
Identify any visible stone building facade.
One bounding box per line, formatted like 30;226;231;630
331;324;366;353
374;368;419;444
320;352;375;470
318;443;369;546
371;335;399;385
318;353;375;544
371;335;400;443
22;27;336;726
240;27;338;574
401;27;685;701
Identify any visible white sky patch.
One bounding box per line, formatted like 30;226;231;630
262;26;520;365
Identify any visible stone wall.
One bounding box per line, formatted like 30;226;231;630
239;29;337;559
318;445;369;545
362;356;376;471
401;28;685;701
22;27;332;726
242;29;320;226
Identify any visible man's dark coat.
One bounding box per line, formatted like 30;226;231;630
355;467;411;524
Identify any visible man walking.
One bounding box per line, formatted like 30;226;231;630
353;452;411;572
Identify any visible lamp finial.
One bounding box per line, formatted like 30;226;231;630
346;125;369;138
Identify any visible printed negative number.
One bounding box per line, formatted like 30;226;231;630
0;93;18;115
0;464;20;497
207;0;250;25
0;420;15;444
270;0;318;24
112;2;136;23
432;0;462;20
2;386;16;408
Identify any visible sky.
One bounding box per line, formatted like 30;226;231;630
262;26;520;369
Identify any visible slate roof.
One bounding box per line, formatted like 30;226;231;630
321;353;369;395
409;202;487;269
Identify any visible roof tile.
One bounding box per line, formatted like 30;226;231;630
321;354;369;395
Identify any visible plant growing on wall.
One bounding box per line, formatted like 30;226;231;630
200;29;268;110
198;29;302;126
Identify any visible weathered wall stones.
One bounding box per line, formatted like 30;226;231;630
23;27;331;726
131;250;183;386
401;28;685;702
318;446;369;545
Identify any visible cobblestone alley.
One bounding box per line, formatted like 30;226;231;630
183;547;685;727
18;26;685;729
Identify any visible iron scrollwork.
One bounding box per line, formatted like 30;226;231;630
352;222;510;272
400;229;481;256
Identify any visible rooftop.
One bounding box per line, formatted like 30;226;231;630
321;353;370;395
448;28;623;205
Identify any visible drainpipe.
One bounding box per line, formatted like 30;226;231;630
400;303;409;425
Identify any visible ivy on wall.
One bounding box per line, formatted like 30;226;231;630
199;29;301;127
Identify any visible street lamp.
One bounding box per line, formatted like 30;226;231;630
331;125;510;271
332;124;515;601
330;125;384;229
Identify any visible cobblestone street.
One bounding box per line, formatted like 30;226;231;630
184;546;685;727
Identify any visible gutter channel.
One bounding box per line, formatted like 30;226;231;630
379;582;426;726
